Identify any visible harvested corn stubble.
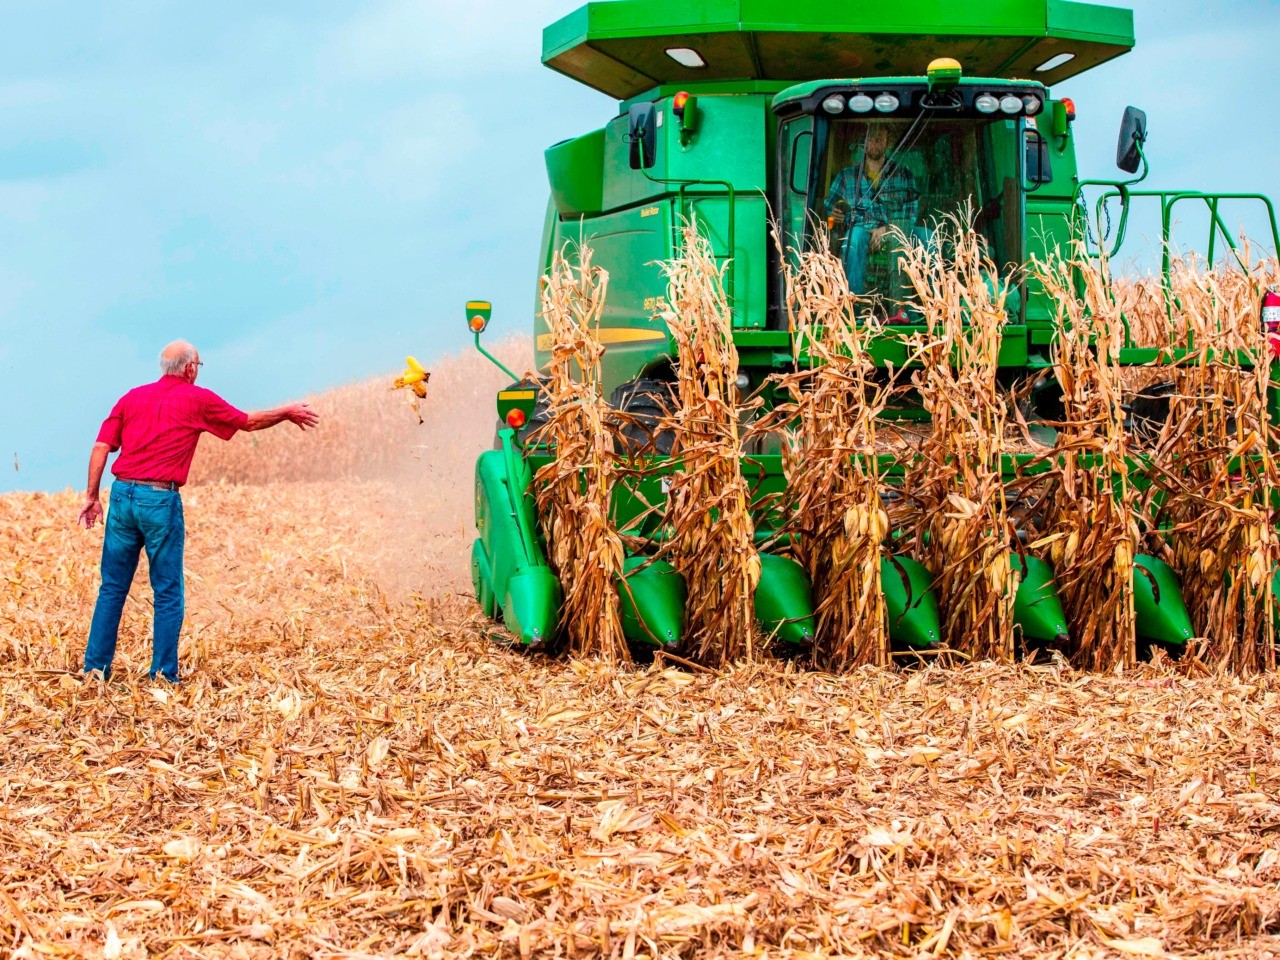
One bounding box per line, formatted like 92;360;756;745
659;222;762;667
759;231;891;669
1033;250;1139;671
532;245;630;662
896;213;1018;662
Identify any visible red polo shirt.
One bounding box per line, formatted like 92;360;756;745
97;375;249;486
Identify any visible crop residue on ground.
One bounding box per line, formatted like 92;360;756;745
4;474;1280;957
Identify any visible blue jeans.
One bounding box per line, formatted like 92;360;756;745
84;483;185;682
840;223;931;295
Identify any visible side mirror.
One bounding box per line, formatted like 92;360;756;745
1025;129;1053;185
1116;106;1148;174
467;300;492;334
627;102;657;170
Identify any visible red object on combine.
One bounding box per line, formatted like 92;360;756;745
1263;289;1280;358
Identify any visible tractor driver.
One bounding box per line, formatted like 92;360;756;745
824;124;926;298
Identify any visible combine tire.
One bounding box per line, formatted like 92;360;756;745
611;378;677;456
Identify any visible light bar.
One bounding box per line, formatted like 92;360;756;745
874;93;900;113
1000;95;1023;114
848;93;874;113
975;93;999;114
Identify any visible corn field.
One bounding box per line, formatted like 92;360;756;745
4;225;1280;956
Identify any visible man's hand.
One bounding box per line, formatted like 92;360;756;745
285;402;320;431
245;402;321;433
870;225;891;254
78;495;103;529
80;443;111;529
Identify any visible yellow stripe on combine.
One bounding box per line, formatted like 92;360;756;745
536;327;668;352
498;390;537;401
465;300;492;311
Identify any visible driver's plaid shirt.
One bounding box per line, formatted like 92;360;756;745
824;162;919;227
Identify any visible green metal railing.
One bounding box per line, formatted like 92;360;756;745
1092;188;1280;273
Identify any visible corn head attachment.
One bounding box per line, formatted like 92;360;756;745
458;0;1280;671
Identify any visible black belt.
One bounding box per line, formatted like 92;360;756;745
115;478;179;491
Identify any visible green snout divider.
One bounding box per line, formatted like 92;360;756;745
882;555;942;649
1133;554;1194;647
473;430;563;648
502;568;561;648
619;556;685;648
1012;554;1069;644
754;552;816;645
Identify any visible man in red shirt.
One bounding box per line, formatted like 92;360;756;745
78;340;320;682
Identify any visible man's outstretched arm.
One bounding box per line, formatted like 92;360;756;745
78;442;111;528
244;402;320;433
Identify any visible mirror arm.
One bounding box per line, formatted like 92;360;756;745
1071;139;1151;256
1128;140;1150;187
475;329;519;381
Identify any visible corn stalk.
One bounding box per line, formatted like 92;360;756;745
1032;251;1137;671
660;224;761;666
1148;256;1278;672
532;246;630;662
897;213;1018;662
758;231;891;669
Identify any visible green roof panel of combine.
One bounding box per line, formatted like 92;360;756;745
543;0;1134;100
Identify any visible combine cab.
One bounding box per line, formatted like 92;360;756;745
464;0;1280;657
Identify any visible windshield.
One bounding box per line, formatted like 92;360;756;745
792;116;1019;315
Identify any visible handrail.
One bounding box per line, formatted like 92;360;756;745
639;167;737;311
1163;191;1280;268
1085;189;1279;267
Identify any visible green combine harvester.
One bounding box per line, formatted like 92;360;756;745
464;0;1280;655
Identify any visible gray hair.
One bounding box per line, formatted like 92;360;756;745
159;340;198;376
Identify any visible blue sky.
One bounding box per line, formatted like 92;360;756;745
2;0;1277;492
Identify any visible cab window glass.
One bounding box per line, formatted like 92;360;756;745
813;118;1004;310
